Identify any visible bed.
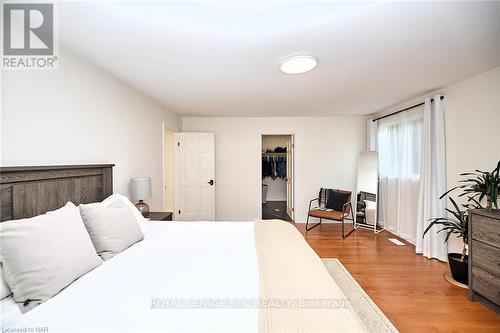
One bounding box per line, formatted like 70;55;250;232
0;165;396;333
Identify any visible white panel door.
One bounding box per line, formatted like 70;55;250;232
286;135;294;219
177;133;215;221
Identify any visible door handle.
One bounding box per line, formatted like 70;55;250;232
208;179;214;186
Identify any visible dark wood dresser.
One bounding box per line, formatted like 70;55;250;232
468;209;500;313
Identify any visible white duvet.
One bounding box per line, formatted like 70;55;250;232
0;222;259;333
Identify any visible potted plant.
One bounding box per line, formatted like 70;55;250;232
423;160;500;285
424;197;471;284
442;160;500;212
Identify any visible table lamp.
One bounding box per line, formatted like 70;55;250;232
130;177;152;217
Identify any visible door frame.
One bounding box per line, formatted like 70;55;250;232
162;123;178;213
173;132;180;220
260;133;295;221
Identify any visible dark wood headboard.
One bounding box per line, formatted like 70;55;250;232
0;164;114;222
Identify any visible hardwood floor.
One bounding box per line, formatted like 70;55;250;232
293;222;500;333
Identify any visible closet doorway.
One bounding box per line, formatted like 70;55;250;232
261;135;294;221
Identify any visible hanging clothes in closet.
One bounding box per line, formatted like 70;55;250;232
262;155;287;180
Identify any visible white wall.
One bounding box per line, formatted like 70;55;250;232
182;117;366;222
375;66;500;252
262;135;288;201
1;46;180;210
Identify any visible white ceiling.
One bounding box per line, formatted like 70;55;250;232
59;1;500;116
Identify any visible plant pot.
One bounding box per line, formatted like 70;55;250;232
448;253;468;285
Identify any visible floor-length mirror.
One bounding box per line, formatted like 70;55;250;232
355;151;382;233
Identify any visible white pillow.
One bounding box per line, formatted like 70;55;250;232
0;202;103;312
0;202;98;301
0;202;85;301
101;193;146;224
79;205;144;260
0;264;12;300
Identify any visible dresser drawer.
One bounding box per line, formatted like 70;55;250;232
472;240;500;277
471;213;500;248
472;266;500;305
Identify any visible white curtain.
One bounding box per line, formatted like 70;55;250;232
377;106;423;242
415;96;447;261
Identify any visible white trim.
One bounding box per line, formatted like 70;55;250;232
260;133;295;221
173;132;180;220
162;122;166;212
162;124;178;216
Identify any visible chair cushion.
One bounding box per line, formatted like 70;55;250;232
326;191;351;211
308;209;346;221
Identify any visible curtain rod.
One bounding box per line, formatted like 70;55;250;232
372;95;444;122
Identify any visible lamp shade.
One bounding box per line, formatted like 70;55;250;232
130;177;152;201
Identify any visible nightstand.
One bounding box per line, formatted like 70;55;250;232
147;212;173;221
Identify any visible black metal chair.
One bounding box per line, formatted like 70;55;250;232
306;189;355;239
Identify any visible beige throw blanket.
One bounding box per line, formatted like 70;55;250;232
255;220;368;333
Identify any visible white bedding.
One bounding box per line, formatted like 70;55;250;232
0;221;258;333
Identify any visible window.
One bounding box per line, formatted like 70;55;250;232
377;107;423;180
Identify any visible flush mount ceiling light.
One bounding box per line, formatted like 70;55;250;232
280;55;318;74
